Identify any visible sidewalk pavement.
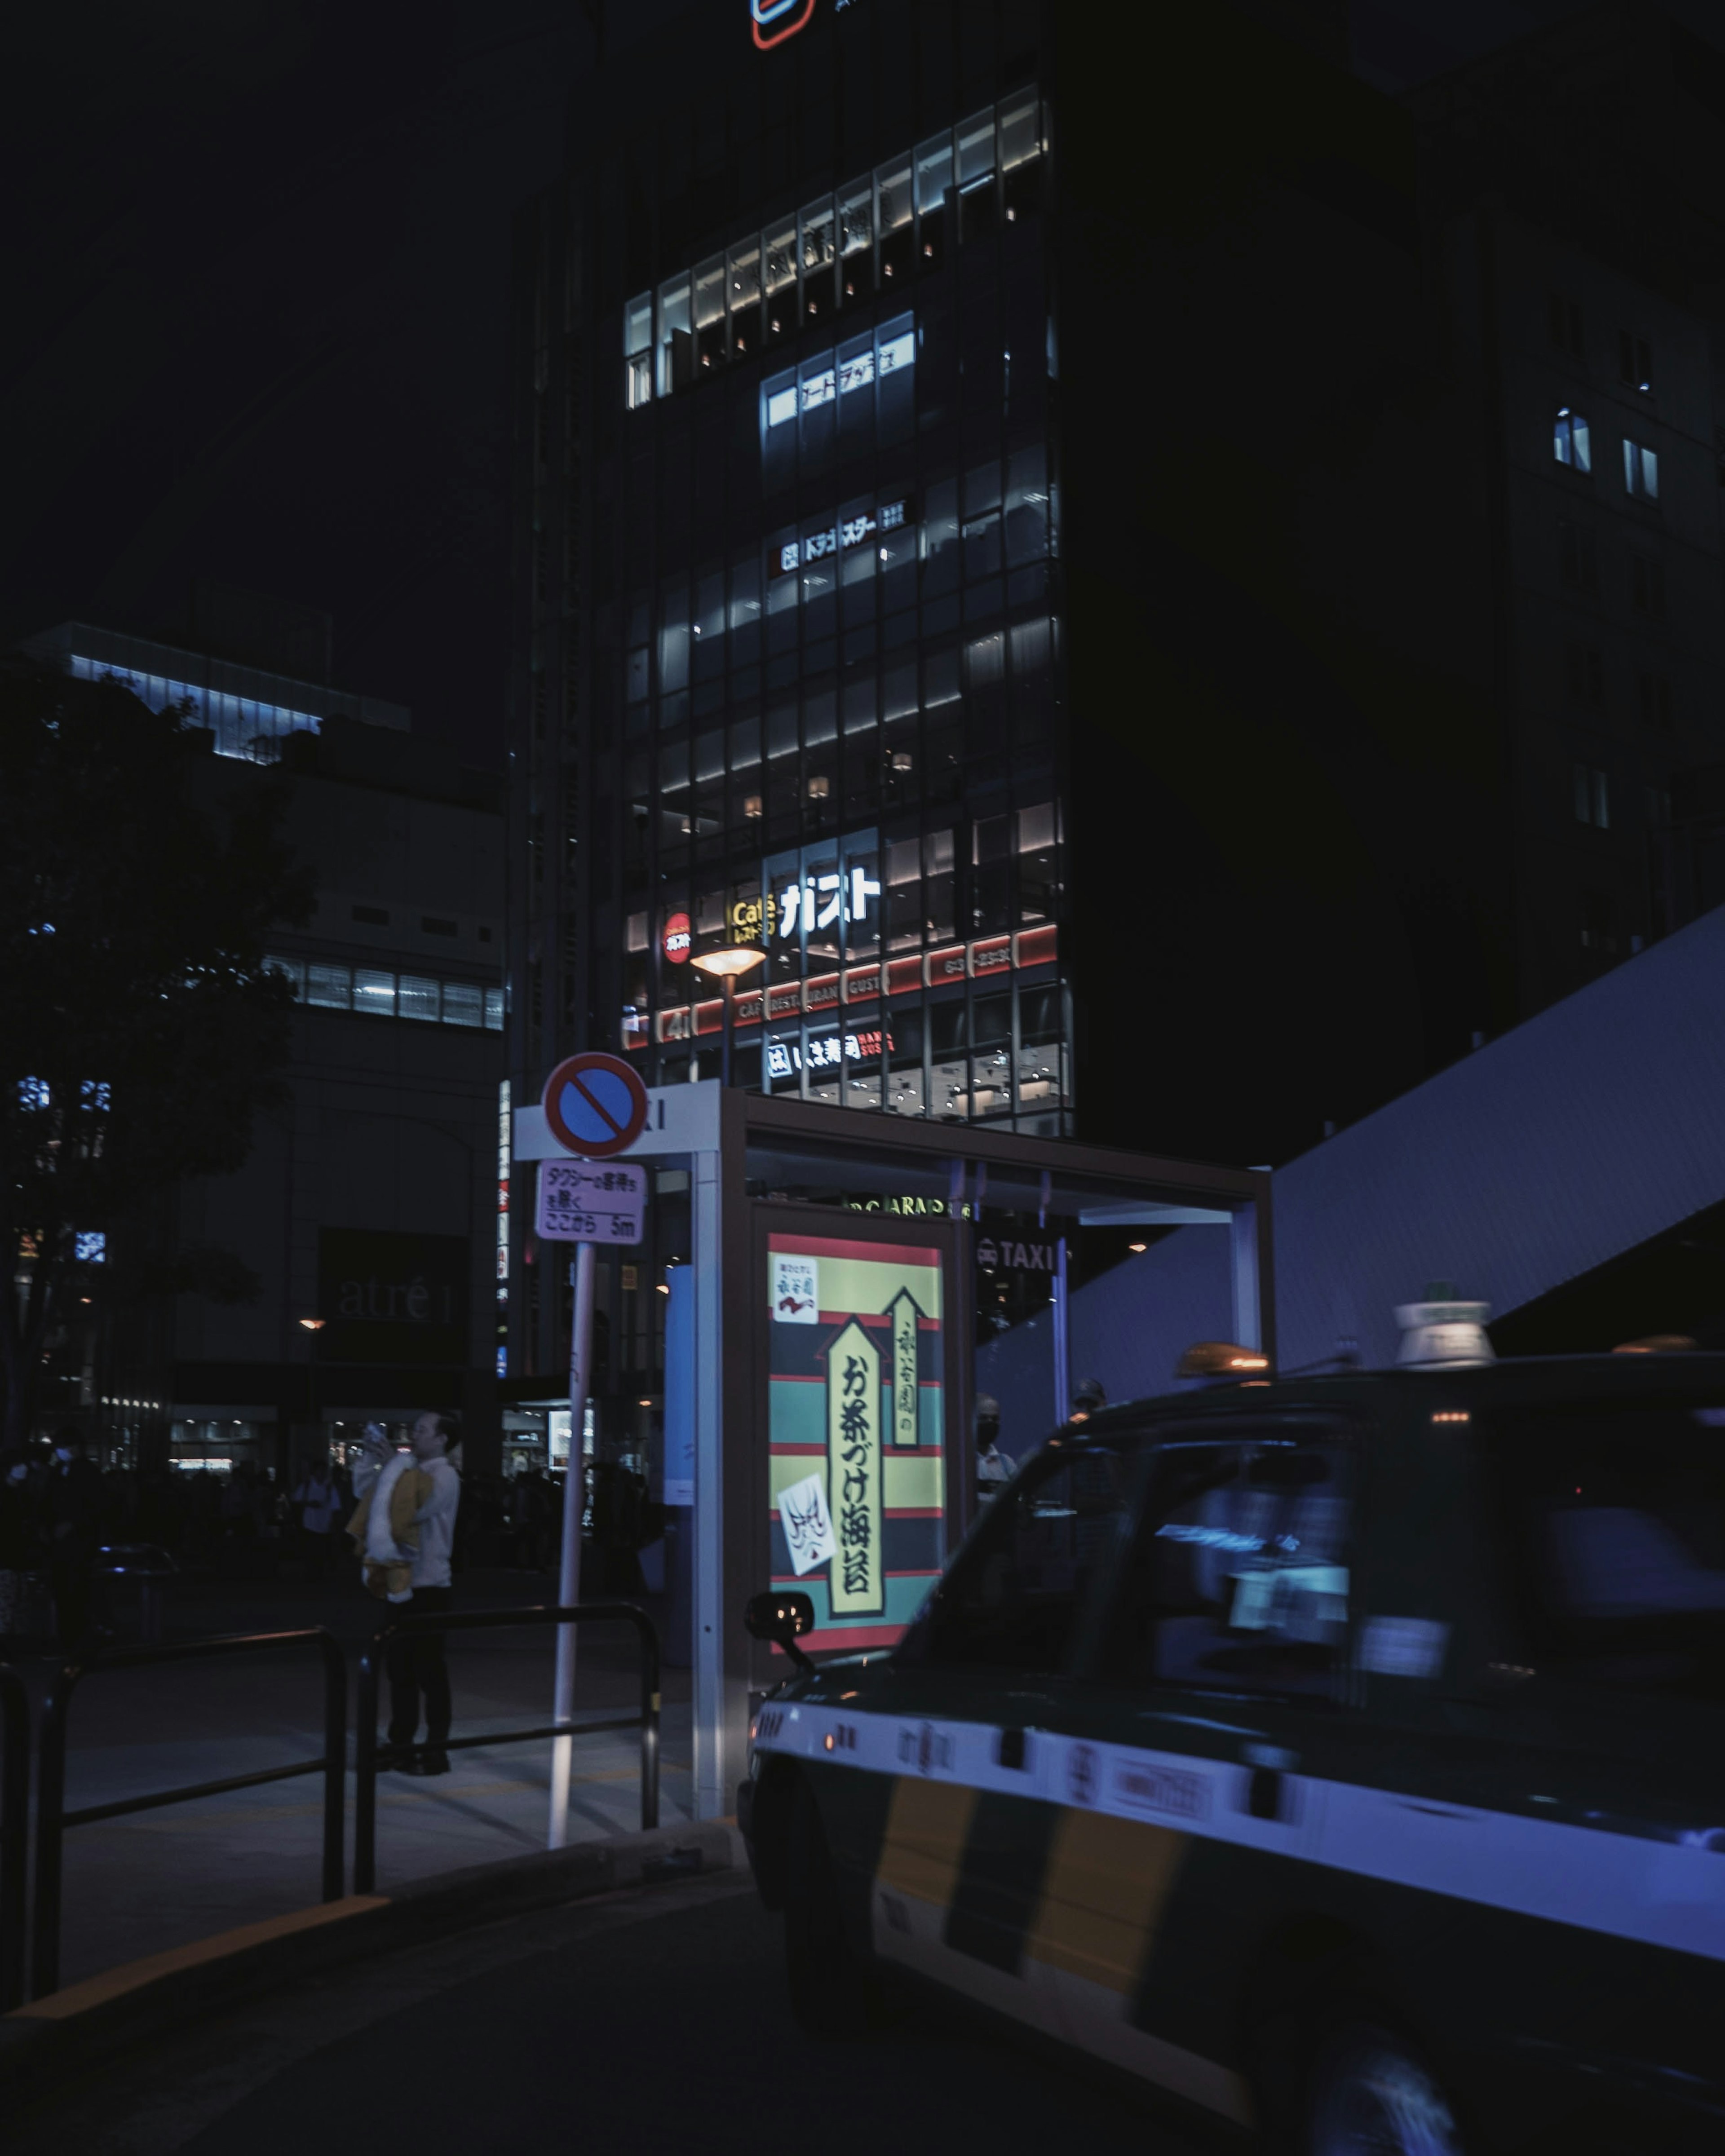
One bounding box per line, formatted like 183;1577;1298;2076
9;1566;696;1988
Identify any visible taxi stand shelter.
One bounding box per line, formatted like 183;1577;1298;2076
513;1081;1271;1822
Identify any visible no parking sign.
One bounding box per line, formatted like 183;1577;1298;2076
540;1051;649;1160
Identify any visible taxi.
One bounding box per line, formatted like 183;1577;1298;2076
738;1336;1725;2153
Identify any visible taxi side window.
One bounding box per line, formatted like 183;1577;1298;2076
918;1445;1137;1673
1489;1399;1725;1695
1096;1432;1354;1701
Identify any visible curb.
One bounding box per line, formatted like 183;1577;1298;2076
0;1820;740;2105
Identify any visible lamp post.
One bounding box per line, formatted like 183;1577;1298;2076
298;1317;325;1468
688;944;766;1087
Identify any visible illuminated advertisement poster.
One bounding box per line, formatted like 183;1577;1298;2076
767;1230;945;1649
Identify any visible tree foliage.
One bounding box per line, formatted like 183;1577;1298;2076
0;658;311;1447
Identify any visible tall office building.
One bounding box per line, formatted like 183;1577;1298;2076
512;1;1068;1156
506;0;1725;1386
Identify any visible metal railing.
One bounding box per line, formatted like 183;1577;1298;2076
0;1663;28;2011
354;1603;659;1895
31;1628;345;2000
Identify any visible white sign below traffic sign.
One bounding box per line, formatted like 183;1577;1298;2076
536;1159;646;1245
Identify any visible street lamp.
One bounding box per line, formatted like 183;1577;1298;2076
688;944;766;1087
298;1317;326;1461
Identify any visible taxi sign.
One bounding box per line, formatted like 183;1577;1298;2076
541;1051;649;1159
535;1159;645;1244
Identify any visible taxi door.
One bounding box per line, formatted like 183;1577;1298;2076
1336;1388;1725;2141
1023;1412;1362;2130
859;1433;1144;2041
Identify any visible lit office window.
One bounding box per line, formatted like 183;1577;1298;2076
764;220;796;345
442;982;484;1027
1005;445;1050;560
397;975;441;1022
264;955;305;995
694;256;726;372
799;198;834;325
624;294;653;408
999;92;1046;219
764;371;798;430
922;478;959;595
354;969;396;1018
729;552;762;639
484;988;504;1031
1623;438;1659;500
306;963;352;1010
1552;408;1591;471
67;656;323;762
728;241;761;357
915;133;953;269
658;579;690;692
693;568;725;663
838;176;873;307
876;156;912;283
956;107;998;243
657;275;692;396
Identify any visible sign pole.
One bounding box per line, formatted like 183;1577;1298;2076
548;1236;597;1849
535;1049;650;1851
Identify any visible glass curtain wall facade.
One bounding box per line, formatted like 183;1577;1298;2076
617;89;1062;1127
511;21;1066;1153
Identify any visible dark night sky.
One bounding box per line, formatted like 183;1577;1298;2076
3;0;1716;771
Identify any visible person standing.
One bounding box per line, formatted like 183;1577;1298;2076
1070;1376;1108;1423
384;1413;462;1776
291;1456;342;1576
974;1394;1015;1505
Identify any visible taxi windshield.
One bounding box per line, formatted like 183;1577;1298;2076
1491;1397;1725;1697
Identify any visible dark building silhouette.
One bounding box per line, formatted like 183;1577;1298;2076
23;621;506;1479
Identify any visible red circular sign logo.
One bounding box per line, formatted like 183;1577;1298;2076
663;911;692;964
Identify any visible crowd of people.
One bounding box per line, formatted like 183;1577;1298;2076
0;1427;659;1656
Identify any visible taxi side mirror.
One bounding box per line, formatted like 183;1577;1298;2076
744;1589;816;1673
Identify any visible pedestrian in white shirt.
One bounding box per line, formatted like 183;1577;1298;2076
383;1413;462;1776
291;1457;341;1577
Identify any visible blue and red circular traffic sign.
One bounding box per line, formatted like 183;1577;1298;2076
541;1051;649;1160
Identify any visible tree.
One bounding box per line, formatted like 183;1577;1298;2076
0;658;311;1451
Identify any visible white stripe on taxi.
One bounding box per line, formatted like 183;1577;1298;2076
751;1700;1725;1965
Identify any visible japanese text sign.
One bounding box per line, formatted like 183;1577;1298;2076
536;1160;646;1244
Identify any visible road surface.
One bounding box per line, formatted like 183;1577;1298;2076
11;1872;1210;2156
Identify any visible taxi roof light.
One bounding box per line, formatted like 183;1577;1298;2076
1395;1281;1495;1370
1175;1340;1272;1380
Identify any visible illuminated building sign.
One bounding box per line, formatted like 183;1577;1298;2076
771;496;913;578
776;865;882;936
662;911;691;963
765;331;913;429
752;0;815;49
767;1027;893;1079
728;893;772;942
641;927;1057;1047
